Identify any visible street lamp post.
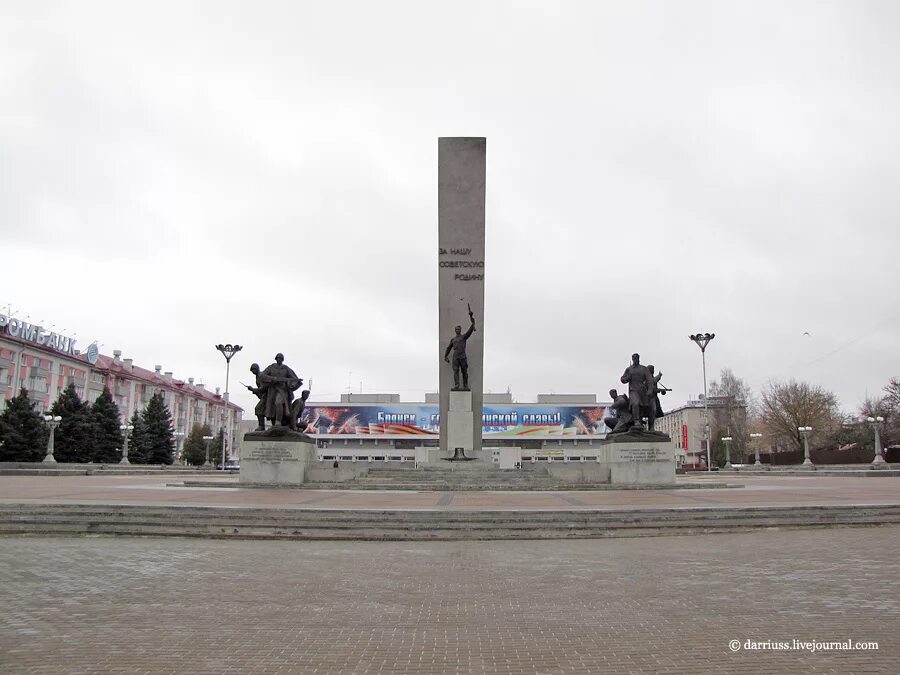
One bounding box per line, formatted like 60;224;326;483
867;416;886;466
215;343;242;470
119;423;134;464
798;426;813;466
721;436;733;470
689;332;716;472
173;430;185;464
750;432;763;467
202;435;215;468
42;415;62;464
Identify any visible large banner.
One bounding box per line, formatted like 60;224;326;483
299;404;608;438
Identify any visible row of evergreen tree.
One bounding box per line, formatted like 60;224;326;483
0;384;179;464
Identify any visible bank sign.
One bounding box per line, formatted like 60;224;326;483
0;313;77;357
299;404;609;437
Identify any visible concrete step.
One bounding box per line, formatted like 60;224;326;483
0;462;219;476
304;482;620;491
1;503;897;540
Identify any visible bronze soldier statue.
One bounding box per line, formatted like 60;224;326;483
620;353;656;431
444;306;476;391
246;363;268;430
604;388;634;434
258;353;302;428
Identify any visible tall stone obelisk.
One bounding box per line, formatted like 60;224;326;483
438;137;486;455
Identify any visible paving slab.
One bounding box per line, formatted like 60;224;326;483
0;528;897;673
0;473;898;511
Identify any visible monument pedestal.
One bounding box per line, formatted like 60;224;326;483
597;431;676;485
445;391;475;459
240;429;316;485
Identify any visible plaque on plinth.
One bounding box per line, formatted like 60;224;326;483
598;431;676;485
240;427;316;485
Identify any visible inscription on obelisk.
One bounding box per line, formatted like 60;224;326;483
438;137;486;454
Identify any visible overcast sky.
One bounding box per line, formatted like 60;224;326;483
2;1;898;417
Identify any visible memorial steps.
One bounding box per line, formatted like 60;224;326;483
306;466;621;491
1;502;897;541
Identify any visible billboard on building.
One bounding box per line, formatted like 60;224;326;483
299;404;608;438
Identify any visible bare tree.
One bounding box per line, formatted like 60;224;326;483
884;377;900;410
760;380;840;452
708;368;754;462
875;377;900;448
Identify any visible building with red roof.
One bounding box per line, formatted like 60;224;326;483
0;315;242;461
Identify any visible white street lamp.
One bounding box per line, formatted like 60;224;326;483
866;416;886;466
215;343;242;471
119;423;134;464
689;332;715;471
202;435;215;468
42;415;62;464
750;432;763;467
798;426;813;466
721;436;733;470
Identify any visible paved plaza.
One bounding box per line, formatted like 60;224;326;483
0;527;897;674
1;472;899;512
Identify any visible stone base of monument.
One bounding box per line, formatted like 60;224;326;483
445;390;475;457
240;428;316;485
597;429;676;485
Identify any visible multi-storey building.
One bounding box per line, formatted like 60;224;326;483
257;392;614;465
655;396;748;469
0;313;242;460
653;401;708;469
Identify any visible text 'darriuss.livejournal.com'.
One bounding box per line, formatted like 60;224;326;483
729;638;879;653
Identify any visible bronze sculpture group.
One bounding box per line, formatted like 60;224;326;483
247;353;310;432
603;353;670;435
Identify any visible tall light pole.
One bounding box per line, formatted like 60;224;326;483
867;416;886;466
750;432;763;467
798;426;813;466
215;343;242;469
42;415;61;464
689;332;715;471
721;436;733;470
202;434;215;468
119;423;134;464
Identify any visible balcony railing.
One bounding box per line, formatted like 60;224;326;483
27;379;50;394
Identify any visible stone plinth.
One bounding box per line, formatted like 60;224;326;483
446;390;475;457
598;433;676;485
240;432;316;485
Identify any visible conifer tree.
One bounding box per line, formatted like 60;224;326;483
50;383;94;463
141;393;174;464
91;387;123;463
127;409;149;464
182;423;213;466
0;388;49;462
